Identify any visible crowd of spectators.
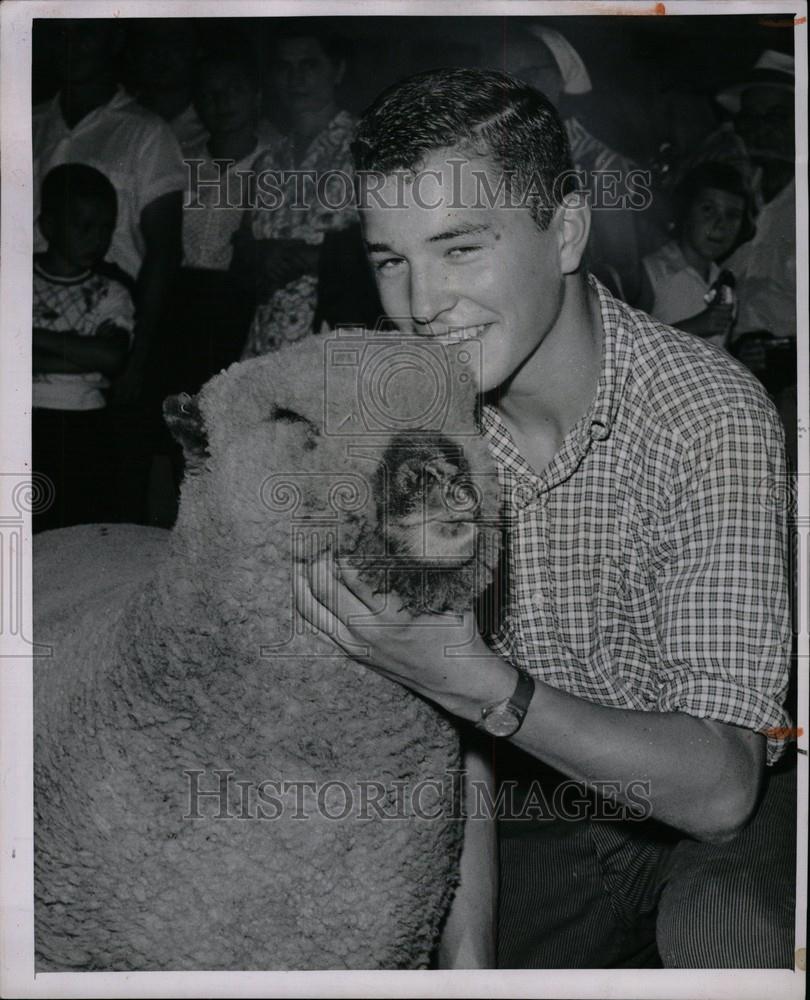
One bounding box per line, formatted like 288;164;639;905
30;18;798;532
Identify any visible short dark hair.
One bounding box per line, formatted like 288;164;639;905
352;68;576;230
40;163;117;221
673;161;755;244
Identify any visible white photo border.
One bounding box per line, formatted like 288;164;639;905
1;1;806;997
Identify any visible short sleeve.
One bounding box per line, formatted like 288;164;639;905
133;118;185;215
654;402;792;763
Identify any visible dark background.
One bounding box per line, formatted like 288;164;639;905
33;13;797;167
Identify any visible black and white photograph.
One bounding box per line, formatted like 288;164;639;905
0;1;807;996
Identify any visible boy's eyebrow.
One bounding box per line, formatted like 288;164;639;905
365;222;493;254
427;222;492;243
365;241;395;254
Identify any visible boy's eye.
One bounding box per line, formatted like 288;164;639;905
447;245;482;259
373;257;404;273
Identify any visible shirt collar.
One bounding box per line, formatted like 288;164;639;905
481;274;635;479
581;273;635;444
52;85;133;131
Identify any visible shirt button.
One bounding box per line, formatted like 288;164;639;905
514;479;535;508
532;592;543;609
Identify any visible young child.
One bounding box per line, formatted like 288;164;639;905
33;164;134;532
639;162;754;348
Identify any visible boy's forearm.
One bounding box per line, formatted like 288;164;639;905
33;328;129;376
442;660;765;844
33;345;85;374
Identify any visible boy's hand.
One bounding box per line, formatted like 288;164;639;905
95;319;129;340
294;553;495;710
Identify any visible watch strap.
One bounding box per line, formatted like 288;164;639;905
479;669;535;734
503;669;535;727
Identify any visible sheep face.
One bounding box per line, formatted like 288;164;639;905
165;332;500;616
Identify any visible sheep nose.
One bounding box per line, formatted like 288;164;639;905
421;460;479;518
423;458;458;483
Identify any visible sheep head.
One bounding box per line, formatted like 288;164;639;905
163;331;500;617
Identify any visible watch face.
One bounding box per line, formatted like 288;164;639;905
482;706;521;738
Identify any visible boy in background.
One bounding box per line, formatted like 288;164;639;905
639;162;754;348
33;163;134;533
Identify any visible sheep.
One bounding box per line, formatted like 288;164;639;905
34;331;501;972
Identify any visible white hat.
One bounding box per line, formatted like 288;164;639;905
716;50;794;114
525;25;592;95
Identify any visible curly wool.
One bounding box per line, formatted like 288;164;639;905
34;333;500;971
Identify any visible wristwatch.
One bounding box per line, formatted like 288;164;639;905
476;669;535;737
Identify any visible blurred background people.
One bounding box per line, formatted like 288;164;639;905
127;19;208;155
721;52;796;464
32;19;185;524
489;24;645;300
237;26;358;357
32;165;134;533
639;162;754;348
165;53;278;402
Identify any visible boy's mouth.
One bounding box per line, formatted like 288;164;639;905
442;324;491;343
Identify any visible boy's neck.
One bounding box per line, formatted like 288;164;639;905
493;275;603;470
59;76;117;129
38;248;90;279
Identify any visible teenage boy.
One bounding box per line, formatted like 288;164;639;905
296;70;794;970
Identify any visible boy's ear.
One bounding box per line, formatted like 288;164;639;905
558;191;591;275
163;393;209;470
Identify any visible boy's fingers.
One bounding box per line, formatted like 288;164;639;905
293;564;343;646
335;561;379;611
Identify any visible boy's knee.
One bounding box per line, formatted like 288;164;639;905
656;857;795;968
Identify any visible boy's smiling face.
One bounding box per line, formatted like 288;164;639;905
361;148;582;395
682;186;745;264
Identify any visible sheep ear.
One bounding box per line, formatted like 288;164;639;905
163;393;209;468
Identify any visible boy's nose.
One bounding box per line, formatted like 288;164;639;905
409;267;457;332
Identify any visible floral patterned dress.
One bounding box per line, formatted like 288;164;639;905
241;110;357;357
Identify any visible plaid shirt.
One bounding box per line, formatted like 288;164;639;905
482;277;791;764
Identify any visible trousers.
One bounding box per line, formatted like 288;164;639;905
496;754;797;969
